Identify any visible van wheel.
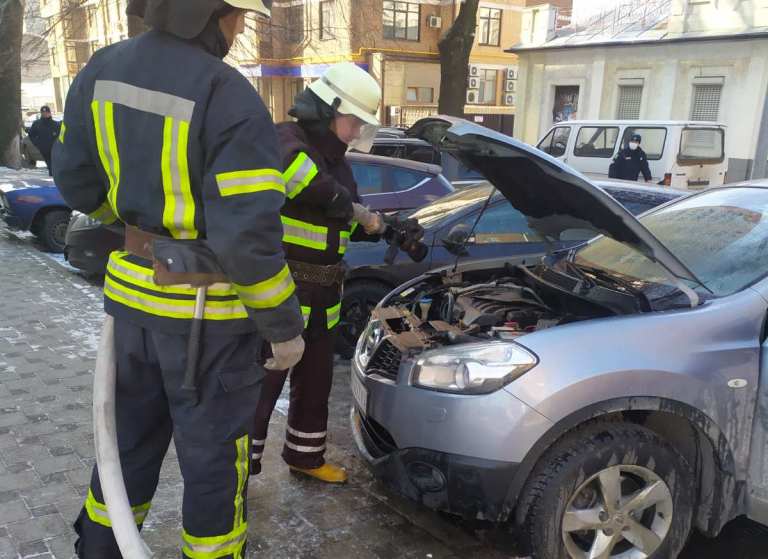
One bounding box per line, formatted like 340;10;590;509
519;423;693;559
39;210;71;253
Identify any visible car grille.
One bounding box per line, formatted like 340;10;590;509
364;339;401;382
358;412;398;457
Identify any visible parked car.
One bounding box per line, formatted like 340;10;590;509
369;136;485;187
536;120;727;189
338;178;683;357
351;116;768;559
64;152;453;273
0;177;71;252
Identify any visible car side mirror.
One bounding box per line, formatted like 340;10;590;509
441;224;472;256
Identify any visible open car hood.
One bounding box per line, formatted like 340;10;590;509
407;116;698;283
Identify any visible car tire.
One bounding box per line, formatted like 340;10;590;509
39;210;71;253
520;422;694;559
336;280;393;359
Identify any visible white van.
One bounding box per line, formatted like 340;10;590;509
536;120;727;189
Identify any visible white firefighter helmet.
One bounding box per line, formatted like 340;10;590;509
225;0;271;17
309;62;382;125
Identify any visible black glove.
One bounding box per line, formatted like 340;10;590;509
325;185;354;222
382;215;427;264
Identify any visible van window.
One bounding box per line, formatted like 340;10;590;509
621;127;667;160
574;127;619;158
679;128;725;163
536;126;571;157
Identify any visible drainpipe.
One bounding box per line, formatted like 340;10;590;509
751;88;768;179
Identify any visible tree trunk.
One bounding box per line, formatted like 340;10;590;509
0;0;24;169
438;0;480;117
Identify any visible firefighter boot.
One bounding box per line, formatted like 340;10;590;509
289;463;348;484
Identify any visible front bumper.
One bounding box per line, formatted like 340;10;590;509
0;207;23;229
351;406;519;521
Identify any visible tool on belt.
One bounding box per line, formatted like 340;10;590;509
126;226;227;405
287;259;346;287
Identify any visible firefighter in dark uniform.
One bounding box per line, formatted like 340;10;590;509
612;132;653;182
251;63;405;483
52;1;306;557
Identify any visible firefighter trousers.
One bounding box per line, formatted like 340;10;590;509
251;330;335;473
74;318;263;559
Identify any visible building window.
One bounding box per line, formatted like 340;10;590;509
478;69;497;104
406;87;434;103
616;85;643;120
478;7;501;46
690;83;722;121
320;1;334;40
287;5;304;43
383;1;420;41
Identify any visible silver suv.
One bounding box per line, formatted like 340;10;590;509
350;117;768;559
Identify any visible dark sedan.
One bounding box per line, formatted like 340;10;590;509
337;180;685;356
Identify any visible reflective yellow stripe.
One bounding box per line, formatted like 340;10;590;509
233;264;295;310
91;100;121;220
327;302;341;330
281;216;328;250
215;169;285;197
88;200;118;225
338;230;351;255
234;435;248;529
284;152;318;200
301;305;311;328
105;275;248;321
162;116;197;240
85;489;151;528
350;222;359;235
59;122;66;144
108;252;236;297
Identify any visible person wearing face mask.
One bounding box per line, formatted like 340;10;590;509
611;132;653;182
52;1;307;556
28;106;61;176
250;63;422;483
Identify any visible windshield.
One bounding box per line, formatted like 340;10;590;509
409;182;495;227
575;187;768;297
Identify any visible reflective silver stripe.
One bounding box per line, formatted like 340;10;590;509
252;438;266;446
108;257;232;294
285;440;326;453
94;80;195;122
338;234;350;254
287;426;327;439
326;303;341;329
322;76;378;117
286;156;316;197
251;452;263;460
281;219;327;248
237;271;294;306
185;531;247;555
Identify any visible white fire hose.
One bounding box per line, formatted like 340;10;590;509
93;315;153;558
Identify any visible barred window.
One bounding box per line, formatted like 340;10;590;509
616;85;643;120
690;84;722;121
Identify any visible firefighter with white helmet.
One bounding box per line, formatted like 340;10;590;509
250;62;424;483
53;0;306;556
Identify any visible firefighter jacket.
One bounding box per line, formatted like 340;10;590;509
277;121;378;335
52;30;304;342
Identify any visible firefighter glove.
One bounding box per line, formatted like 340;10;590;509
265;334;305;371
352;203;386;234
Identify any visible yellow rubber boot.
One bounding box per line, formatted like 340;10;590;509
289;463;348;484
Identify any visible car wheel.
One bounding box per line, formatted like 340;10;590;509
336;280;393;359
520;423;694;559
39;210;71;253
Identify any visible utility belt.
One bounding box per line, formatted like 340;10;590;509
124;225;227;287
287;259;346;288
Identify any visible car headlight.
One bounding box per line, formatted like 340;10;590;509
412;342;538;394
67;211;102;233
355;319;384;371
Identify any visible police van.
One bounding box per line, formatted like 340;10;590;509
535;120;727;189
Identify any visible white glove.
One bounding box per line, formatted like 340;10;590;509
265;334;305;371
352;203;386;235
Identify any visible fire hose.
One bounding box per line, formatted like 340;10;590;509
93;315;152;559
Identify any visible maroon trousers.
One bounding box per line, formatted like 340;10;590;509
251;330;336;473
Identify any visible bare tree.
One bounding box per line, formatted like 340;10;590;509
0;0;24;168
438;0;480;117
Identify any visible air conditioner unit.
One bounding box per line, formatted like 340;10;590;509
427;15;442;28
505;80;516;93
468;77;479;90
466;90;479;104
506;67;517;80
504;93;516;106
468;64;480;77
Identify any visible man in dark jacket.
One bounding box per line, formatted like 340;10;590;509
611;133;653;182
250;63;413;483
28;106;61;175
52;1;305;557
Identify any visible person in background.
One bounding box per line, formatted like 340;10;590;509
611;133;652;182
28;106;61;176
